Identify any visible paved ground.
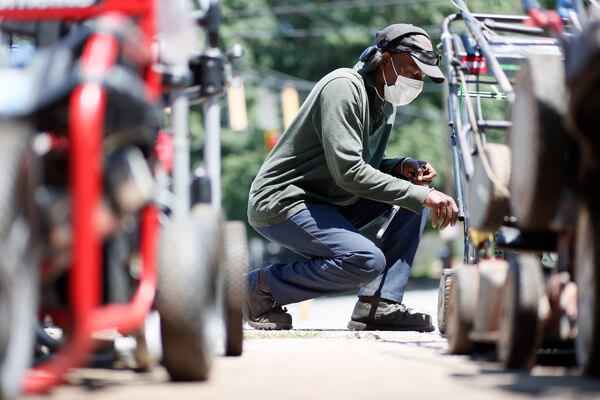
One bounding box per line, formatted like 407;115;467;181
27;284;600;400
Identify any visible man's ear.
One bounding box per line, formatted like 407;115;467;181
380;51;392;66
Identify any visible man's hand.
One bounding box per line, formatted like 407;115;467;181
395;158;437;185
424;189;459;231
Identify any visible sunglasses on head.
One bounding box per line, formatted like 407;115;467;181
389;45;441;66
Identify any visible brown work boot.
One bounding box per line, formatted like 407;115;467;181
245;268;292;330
347;297;434;332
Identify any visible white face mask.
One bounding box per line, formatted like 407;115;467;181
382;59;424;106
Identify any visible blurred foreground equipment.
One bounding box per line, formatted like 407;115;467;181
0;0;249;398
438;0;600;376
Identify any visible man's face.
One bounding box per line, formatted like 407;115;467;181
384;52;425;83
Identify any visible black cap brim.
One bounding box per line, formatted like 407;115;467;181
412;56;445;84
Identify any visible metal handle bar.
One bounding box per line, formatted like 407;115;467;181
471;13;529;23
483;19;546;35
477;120;512;130
462;78;515;85
451;0;516;102
442;13;467;222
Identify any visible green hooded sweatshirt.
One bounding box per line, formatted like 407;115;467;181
247;67;429;228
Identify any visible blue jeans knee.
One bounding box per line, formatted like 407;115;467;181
339;245;386;284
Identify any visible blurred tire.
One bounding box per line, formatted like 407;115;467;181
437;269;454;335
497;255;545;370
222;221;248;357
157;204;222;381
509;54;568;230
575;205;600;375
472;260;508;340
469;143;511;233
566;20;600;169
0;123;39;400
447;265;479;354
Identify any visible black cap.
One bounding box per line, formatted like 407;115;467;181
374;24;445;84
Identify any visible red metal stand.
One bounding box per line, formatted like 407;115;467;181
0;4;162;393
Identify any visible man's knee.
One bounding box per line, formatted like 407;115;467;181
340;245;386;282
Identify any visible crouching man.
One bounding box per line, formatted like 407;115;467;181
245;24;458;331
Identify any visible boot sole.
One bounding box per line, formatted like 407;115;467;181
347;320;435;333
244;304;293;331
247;321;293;331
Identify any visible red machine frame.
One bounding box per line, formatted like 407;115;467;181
0;1;163;393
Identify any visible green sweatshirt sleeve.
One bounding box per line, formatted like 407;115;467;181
380;157;403;175
317;78;428;214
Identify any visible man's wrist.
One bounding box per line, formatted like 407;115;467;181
391;158;406;179
424;186;435;205
399;157;413;178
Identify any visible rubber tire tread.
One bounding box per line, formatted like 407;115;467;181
575;205;600;375
447;265;479;354
497;255;544;370
0;123;38;400
566;21;600;167
223;221;248;357
157;205;221;381
509;54;568;230
437;269;454;335
469;143;511;233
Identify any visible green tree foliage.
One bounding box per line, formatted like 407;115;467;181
193;0;532;225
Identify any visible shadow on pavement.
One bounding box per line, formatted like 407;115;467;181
451;366;600;397
364;328;600;398
495;373;600;396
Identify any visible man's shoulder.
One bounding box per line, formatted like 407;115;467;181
317;68;365;97
320;67;363;85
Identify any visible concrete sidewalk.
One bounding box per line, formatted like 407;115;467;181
32;282;600;400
